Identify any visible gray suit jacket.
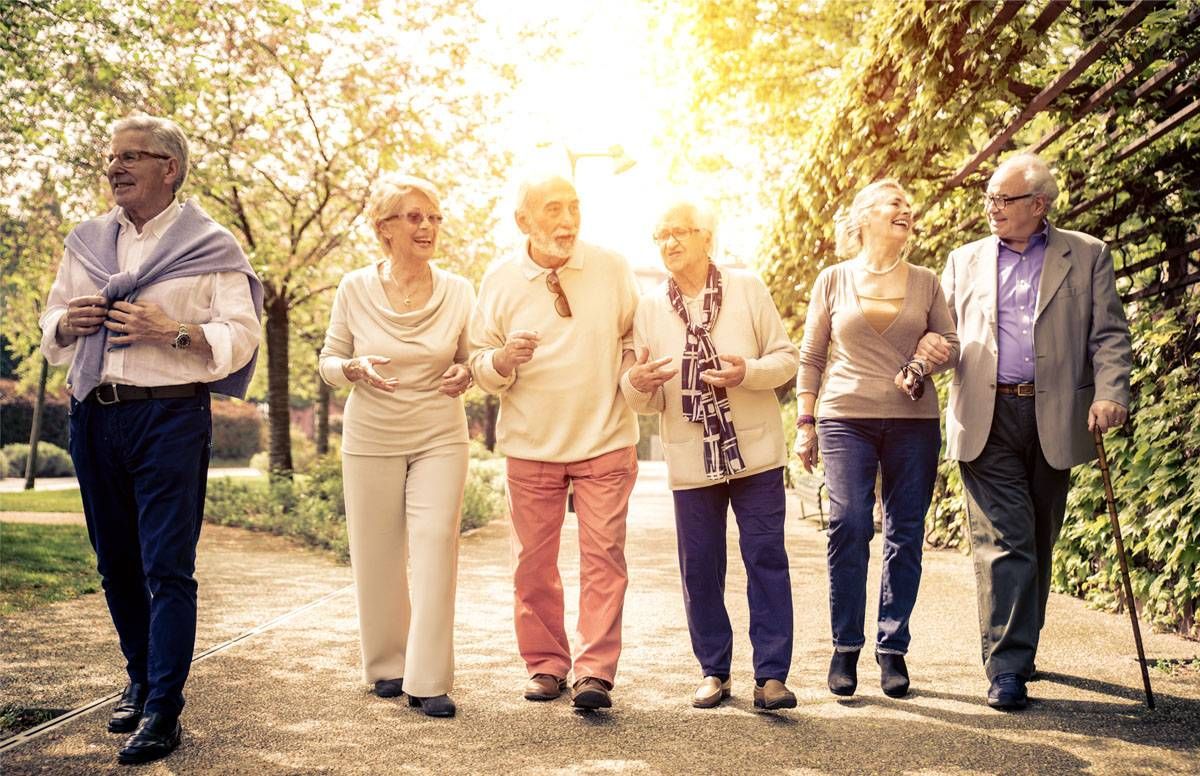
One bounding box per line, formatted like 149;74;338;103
942;225;1132;469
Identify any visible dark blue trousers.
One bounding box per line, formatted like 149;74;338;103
671;467;793;682
69;389;211;717
817;418;940;654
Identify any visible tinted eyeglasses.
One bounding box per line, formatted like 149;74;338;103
546;269;571;317
383;211;445;227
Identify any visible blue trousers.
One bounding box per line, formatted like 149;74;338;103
671;467;793;682
817;418;940;654
69;389;211;717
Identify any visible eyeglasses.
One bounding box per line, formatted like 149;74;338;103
652;227;700;245
982;192;1036;212
106;150;172;166
546;268;571;317
383;211;445;227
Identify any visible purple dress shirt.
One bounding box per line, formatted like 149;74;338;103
995;223;1049;384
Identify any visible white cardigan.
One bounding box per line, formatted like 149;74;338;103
621;267;799;491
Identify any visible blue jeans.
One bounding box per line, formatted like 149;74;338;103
69;389;212;717
817;418;940;654
671;467;793;682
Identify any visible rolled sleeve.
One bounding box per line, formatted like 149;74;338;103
39;308;75;366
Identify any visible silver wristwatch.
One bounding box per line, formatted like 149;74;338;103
171;323;192;350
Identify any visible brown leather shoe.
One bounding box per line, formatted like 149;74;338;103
571;677;612;710
753;679;797;710
523;673;567;701
692;676;731;708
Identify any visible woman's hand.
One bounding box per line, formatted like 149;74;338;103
342;355;399;392
700;354;747;388
628;347;677;394
793;424;819;473
914;332;951;367
439;363;473;397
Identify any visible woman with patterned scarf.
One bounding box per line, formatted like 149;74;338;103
621;199;800;711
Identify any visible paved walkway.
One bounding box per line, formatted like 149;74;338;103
1;462;1197;774
0;468;261;494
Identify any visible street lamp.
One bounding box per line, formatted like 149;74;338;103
564;144;637;180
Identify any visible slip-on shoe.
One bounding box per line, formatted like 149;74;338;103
692;676;732;708
108;682;146;734
753;679;797;710
408;693;456;717
117;712;181;765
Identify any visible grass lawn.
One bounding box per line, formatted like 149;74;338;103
0;523;99;615
0;489;84;513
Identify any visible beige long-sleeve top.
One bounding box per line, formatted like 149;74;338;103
468;241;639;463
39;203;260;386
797;262;960;419
319;262;474;456
621;268;800;491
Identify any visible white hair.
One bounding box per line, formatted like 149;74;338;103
993;152;1060;211
111;115;190;194
656;198;717;234
514;170;575;216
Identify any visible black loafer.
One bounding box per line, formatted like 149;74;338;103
408;694;456;717
373;677;404;698
117;712;181;765
877;653;910;698
828;650;860;696
108;682;146;733
987;673;1028;711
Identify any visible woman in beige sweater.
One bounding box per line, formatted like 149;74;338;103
318;175;475;718
623;200;800;711
794;179;959;699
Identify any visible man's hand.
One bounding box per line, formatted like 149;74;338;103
700;354;746;388
793;425;819;473
57;295;108;343
1088;399;1127;434
914;332;952;367
628;347;677;394
493;329;540;377
104;301;178;346
439;363;472;397
342;356;400;392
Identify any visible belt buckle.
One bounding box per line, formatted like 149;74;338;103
1017;383;1035;397
95;384;120;405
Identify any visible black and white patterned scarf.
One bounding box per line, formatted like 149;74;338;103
668;263;745;481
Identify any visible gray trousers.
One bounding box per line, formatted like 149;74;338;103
959;394;1071;681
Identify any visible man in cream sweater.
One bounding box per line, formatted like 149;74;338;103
469;173;640;710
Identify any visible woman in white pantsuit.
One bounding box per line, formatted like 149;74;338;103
319;174;475;718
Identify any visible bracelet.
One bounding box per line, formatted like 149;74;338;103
795;414;816;428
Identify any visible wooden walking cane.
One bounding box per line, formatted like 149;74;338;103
1092;429;1155;709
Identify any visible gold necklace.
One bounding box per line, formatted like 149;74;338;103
386;265;431;307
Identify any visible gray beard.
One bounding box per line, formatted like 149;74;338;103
529;231;574;260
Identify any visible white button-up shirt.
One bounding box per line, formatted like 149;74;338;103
39;202;260;389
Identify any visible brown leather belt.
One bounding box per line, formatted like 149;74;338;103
87;383;199;405
996;382;1035;397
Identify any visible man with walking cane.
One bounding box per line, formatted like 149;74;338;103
916;151;1132;710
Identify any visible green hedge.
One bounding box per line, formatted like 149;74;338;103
2;442;74;477
205;452;508;562
926;294;1200;637
210;399;263;460
0;385;69;449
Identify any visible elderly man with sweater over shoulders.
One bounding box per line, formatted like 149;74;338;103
39;115;262;764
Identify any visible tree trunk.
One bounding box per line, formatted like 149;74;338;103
23;356;48;490
484;395;498;451
265;294;293;478
315;377;330;456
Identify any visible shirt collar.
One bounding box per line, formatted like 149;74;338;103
117;201;184;240
518;242;585;279
997;221;1050;253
